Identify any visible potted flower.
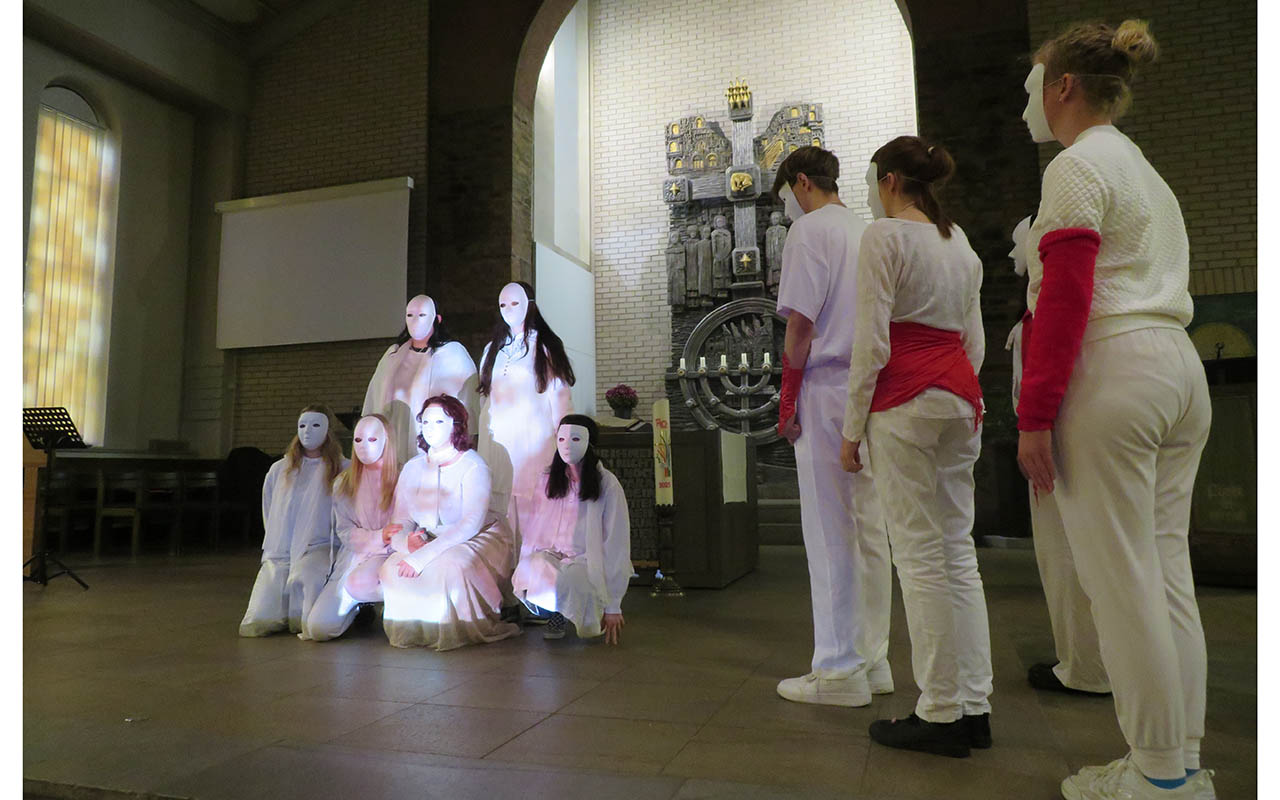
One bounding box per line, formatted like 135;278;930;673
605;384;639;419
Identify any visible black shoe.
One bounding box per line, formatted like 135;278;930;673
964;713;992;749
869;713;970;758
1027;662;1111;696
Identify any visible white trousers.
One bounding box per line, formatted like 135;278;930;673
794;369;892;677
1030;488;1111;692
238;549;330;637
866;407;992;723
1052;327;1210;779
303;554;388;642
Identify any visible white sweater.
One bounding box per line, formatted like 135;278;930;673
1026;125;1193;339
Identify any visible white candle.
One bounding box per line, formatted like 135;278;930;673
679;357;687;371
698;356;707;370
763;352;772;367
740;352;749;367
719;354;728;368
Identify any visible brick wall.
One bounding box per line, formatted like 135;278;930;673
589;0;917;411
1026;0;1256;296
233;0;429;451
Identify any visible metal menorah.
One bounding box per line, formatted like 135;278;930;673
672;352;780;439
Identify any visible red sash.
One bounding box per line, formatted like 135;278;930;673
870;321;983;428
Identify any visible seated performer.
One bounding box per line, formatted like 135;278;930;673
302;413;402;642
512;415;632;643
240;404;348;637
378;395;521;650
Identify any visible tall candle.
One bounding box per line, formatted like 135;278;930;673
652;399;674;506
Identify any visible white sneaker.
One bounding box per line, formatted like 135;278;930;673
867;660;894;694
1185;769;1217;800
776;672;871;707
1061;755;1199;799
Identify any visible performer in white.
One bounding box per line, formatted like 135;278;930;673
769;145;893;707
511;415;632;643
1018;19;1214;799
302;414;402;642
476;281;575;532
379;395;520;650
842;136;991;759
240;405;349;637
363;294;479;459
1007;215;1111;697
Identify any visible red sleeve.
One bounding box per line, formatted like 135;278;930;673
1016;228;1099;431
777;353;804;433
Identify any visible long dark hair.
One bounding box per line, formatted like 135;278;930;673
390;312;454;354
546;414;602;502
872;136;956;240
415;395;473;455
477;280;576;395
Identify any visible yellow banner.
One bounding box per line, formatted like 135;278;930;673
652;399;674;506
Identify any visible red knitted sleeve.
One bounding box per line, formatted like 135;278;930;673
777;353;804;433
1016;228;1099;431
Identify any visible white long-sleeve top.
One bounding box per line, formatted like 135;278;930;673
388;450;497;573
330;470;395;575
1026;125;1193;337
843;219;985;442
363;340;480;456
261;455;349;565
523;466;633;614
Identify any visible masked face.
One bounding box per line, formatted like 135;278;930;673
297;411;329;452
498;283;529;330
778;182;804;222
405;295;437;341
353;416;387;465
1009;215;1033;277
1022;63;1058;144
557;424;590;466
865;162;887;220
420;404;454;450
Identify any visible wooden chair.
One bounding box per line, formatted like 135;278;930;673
180;470;221;552
139;470;183;555
94;470;142;558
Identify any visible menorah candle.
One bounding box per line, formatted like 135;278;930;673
763;352;772;368
679;357;687;371
719;354;728;368
698;356;707;371
740;352;749;367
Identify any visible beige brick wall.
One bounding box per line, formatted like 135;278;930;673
589;0;916;411
1026;0;1256;297
233;0;429;451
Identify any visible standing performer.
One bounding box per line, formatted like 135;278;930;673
841;136;992;759
240;405;348;637
379;395;520;650
511;415;632;643
1018;19;1215;798
771;145;893;707
363;294;478;458
476;281;575;533
1008;215;1110;697
302;414;402;642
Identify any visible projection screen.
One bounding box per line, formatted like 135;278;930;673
215;177;412;349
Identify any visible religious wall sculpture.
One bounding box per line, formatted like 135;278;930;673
661;81;825;445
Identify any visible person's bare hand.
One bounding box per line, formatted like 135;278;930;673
779;414;802;445
407;530;429;553
397;560;421;578
1018;429;1056;495
601;613;624;645
381;523;402;546
840;438;863;473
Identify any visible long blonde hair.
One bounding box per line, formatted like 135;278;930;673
284;403;345;491
334;413;401;511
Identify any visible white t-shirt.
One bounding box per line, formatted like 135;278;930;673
776;203;868;370
843;218;985;441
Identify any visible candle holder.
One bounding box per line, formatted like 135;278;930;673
650;504;684;598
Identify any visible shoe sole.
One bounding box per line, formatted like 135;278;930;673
776;687;871;707
543;632;566;639
870;734;970;759
1059;776;1083;800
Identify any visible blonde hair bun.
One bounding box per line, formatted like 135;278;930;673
1112;18;1159;67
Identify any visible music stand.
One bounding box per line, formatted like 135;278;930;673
23;407;89;589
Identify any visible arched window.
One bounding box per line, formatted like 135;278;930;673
24;86;116;444
695;117;703;128
707;153;718;166
671;122;680;135
669;141;679;153
675;158;683;168
693;157;704;169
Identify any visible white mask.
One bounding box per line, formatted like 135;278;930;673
353;416;387;465
297;411;329;452
1009;215;1033;277
557;423;590;466
499;283;529;330
1022;63;1057;144
779;183;804;222
419;404;454;450
865;162;887;220
405;294;437;342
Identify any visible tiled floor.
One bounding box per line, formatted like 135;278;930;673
23;546;1255;799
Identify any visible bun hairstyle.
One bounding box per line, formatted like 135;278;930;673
546;413;603;502
871;136;956;239
1035;19;1159;119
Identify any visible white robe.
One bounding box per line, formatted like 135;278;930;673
511;466;632;637
378;451;520;650
302;474;395;642
476;331;573;534
240;455;348;637
363;340;479;459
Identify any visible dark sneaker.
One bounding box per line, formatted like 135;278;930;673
965;713;992;749
1027;662;1111;696
544;612;567;640
869;713;970;758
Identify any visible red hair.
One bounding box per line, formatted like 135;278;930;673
416;395;472;454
